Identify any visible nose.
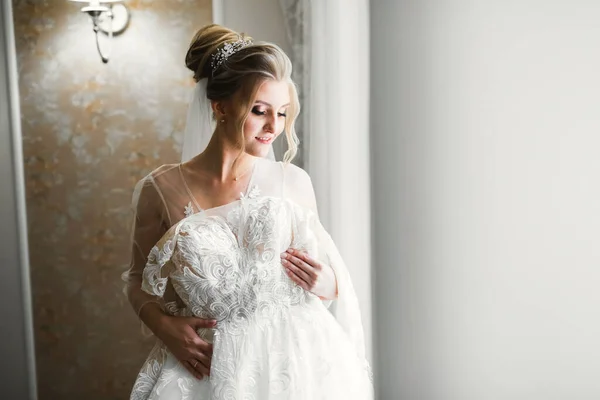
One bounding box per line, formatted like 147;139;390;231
264;113;278;134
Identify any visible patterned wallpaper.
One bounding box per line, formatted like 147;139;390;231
12;0;212;398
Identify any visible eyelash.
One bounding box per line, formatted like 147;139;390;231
252;107;287;117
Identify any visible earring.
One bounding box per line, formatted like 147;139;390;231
220;118;225;123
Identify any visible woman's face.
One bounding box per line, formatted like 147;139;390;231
241;79;290;158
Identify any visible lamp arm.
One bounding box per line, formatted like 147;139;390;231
93;20;112;63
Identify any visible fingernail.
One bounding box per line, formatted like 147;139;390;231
280;253;287;259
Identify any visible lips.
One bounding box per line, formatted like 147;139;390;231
255;136;274;144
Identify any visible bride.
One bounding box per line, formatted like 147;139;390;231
124;24;373;399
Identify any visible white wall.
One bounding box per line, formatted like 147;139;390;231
371;1;600;399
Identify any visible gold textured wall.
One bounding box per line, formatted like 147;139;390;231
12;0;212;398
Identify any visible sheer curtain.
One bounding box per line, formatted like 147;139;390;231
279;0;372;363
277;0;310;169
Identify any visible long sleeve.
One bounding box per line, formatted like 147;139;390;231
283;163;336;304
310;216;371;376
123;176;170;317
284;163;372;381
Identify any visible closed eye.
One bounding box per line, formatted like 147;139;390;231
252;107;287;118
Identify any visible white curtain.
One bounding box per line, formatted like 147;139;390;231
279;0;372;363
277;0;310;169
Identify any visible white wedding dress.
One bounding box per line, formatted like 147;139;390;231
129;158;373;399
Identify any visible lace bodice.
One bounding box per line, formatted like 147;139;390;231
124;158;319;319
144;196;320;335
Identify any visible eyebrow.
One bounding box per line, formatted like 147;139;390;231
255;100;290;108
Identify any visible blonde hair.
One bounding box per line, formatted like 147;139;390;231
185;24;299;164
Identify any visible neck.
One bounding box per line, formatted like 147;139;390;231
189;130;255;183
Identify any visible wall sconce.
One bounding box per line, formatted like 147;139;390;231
69;0;130;64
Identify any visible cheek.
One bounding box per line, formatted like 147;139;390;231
243;116;262;136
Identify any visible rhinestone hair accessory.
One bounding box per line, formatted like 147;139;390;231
210;38;253;74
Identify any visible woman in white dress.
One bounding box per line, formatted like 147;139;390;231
124;24;373;399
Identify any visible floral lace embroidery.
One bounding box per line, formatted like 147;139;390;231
241;184;261;200
184;201;194;218
141;238;175;296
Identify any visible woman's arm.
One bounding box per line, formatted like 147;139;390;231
124;177;215;380
281;164;338;300
125;178;170;321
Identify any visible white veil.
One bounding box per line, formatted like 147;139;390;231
181;78;276;163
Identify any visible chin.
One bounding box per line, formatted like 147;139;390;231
245;146;271;159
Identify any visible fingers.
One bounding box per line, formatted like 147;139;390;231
285;267;311;291
187;338;212;377
283;258;313;285
183;360;204;380
189;317;218;329
181;326;214;377
281;251;317;280
191;336;213;356
192;352;212;372
192;355;211;376
190;336;213;369
286;249;322;271
183;318;214;356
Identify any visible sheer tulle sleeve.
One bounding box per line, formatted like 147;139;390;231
123;175;171;317
284;164;372;380
308;214;372;379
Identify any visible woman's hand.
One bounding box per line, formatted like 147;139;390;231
142;305;216;380
280;248;338;300
157;315;216;380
